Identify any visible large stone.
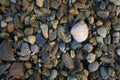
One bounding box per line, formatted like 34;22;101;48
70;21;89;42
109;0;120;5
0;40;14;61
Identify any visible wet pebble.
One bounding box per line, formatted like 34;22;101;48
88;61;99;72
27;35;36;44
113;19;120;31
70;21;89;42
116;48;120;56
40;24;48;39
62;53;74;69
10;0;16;3
97;27;107;38
1;20;7;28
88;16;94;24
20;43;31;56
86;53;96;63
83;44;93;53
50;69;57;80
96;20;103;27
36;34;46;47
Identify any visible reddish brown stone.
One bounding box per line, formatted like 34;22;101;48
9;63;24;79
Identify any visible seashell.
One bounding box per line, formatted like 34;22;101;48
70;21;89;42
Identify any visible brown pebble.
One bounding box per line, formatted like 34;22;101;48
7;21;14;33
97;11;109;18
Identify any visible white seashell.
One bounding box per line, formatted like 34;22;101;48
70;21;89;42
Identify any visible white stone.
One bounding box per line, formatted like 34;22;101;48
1;21;7;28
28;35;36;44
70;21;89;42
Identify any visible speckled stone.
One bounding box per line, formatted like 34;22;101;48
70;21;89;42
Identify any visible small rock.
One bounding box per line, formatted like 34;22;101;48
50;0;60;9
70;40;82;50
88;61;99;72
88;16;94;24
7;22;14;33
76;50;85;60
24;28;34;35
113;19;120;31
24;62;32;69
62;53;74;69
94;48;102;57
116;48;120;56
97;11;109;18
96;36;104;46
1;20;7;28
86;53;96;63
50;69;57;80
40;24;48;39
24;16;30;25
83;44;93;53
9;63;24;79
104;35;111;44
36;0;44;7
10;0;16;3
100;66;109;79
6;16;13;22
0;40;14;61
36;34;46;47
97;27;107;38
67;76;77;80
100;53;113;63
49;30;56;41
112;32;119;43
20;43;31;56
109;0;120;5
29;72;41;80
100;2;106;10
19;56;30;61
116;6;120;16
59;42;66;53
0;63;11;75
51;20;58;29
70;50;75;58
30;45;39;54
107;67;115;77
96;20;103;27
70;21;89;42
28;35;36;44
31;55;38;64
60;16;67;24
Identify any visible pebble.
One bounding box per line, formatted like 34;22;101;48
116;6;120;16
116;48;120;56
31;55;38;64
104;34;111;44
30;45;39;54
49;30;56;41
76;50;85;60
70;21;89;42
112;32;119;43
59;42;66;53
62;53;74;69
36;34;46;47
70;40;82;50
40;24;48;39
86;53;96;63
100;66;109;79
36;0;44;7
20;43;31;56
9;63;24;79
0;40;14;61
70;50;75;58
88;61;99;72
7;22;14;33
50;0;60;9
0;63;11;75
88;16;94;24
50;69;57;80
24;28;34;35
29;72;41;80
109;0;120;5
96;20;103;27
27;35;36;44
107;67;115;77
41;51;50;65
83;44;93;53
60;16;67;24
19;56;30;61
94;48;102;57
1;20;7;28
67;76;77;80
113;19;120;31
24;62;32;69
96;36;104;46
51;20;58;29
10;0;16;3
97;27;107;38
97;11;109;18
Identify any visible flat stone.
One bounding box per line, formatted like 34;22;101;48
9;63;24;79
40;24;48;39
97;11;109;18
0;63;11;75
36;34;46;47
0;40;14;61
70;21;89;42
62;53;74;69
59;42;65;53
97;27;107;38
20;43;31;56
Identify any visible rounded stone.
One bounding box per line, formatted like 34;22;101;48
116;48;120;56
86;53;96;63
50;69;57;79
88;61;99;72
70;21;89;42
97;27;107;38
28;35;36;44
24;62;32;69
83;44;93;53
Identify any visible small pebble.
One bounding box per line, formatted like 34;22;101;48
28;35;36;44
109;0;120;5
88;61;99;72
36;0;44;7
59;42;66;53
70;50;75;58
50;69;57;80
100;66;109;79
51;20;58;29
67;76;77;80
97;11;109;18
116;48;120;56
10;0;16;3
83;44;93;53
88;16;94;24
112;32;119;43
7;22;14;33
24;62;32;69
70;40;82;50
36;34;46;47
104;35;111;44
49;30;56;41
86;53;96;63
1;21;7;28
96;20;103;27
70;21;89;42
40;24;48;39
30;45;39;54
97;27;107;38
